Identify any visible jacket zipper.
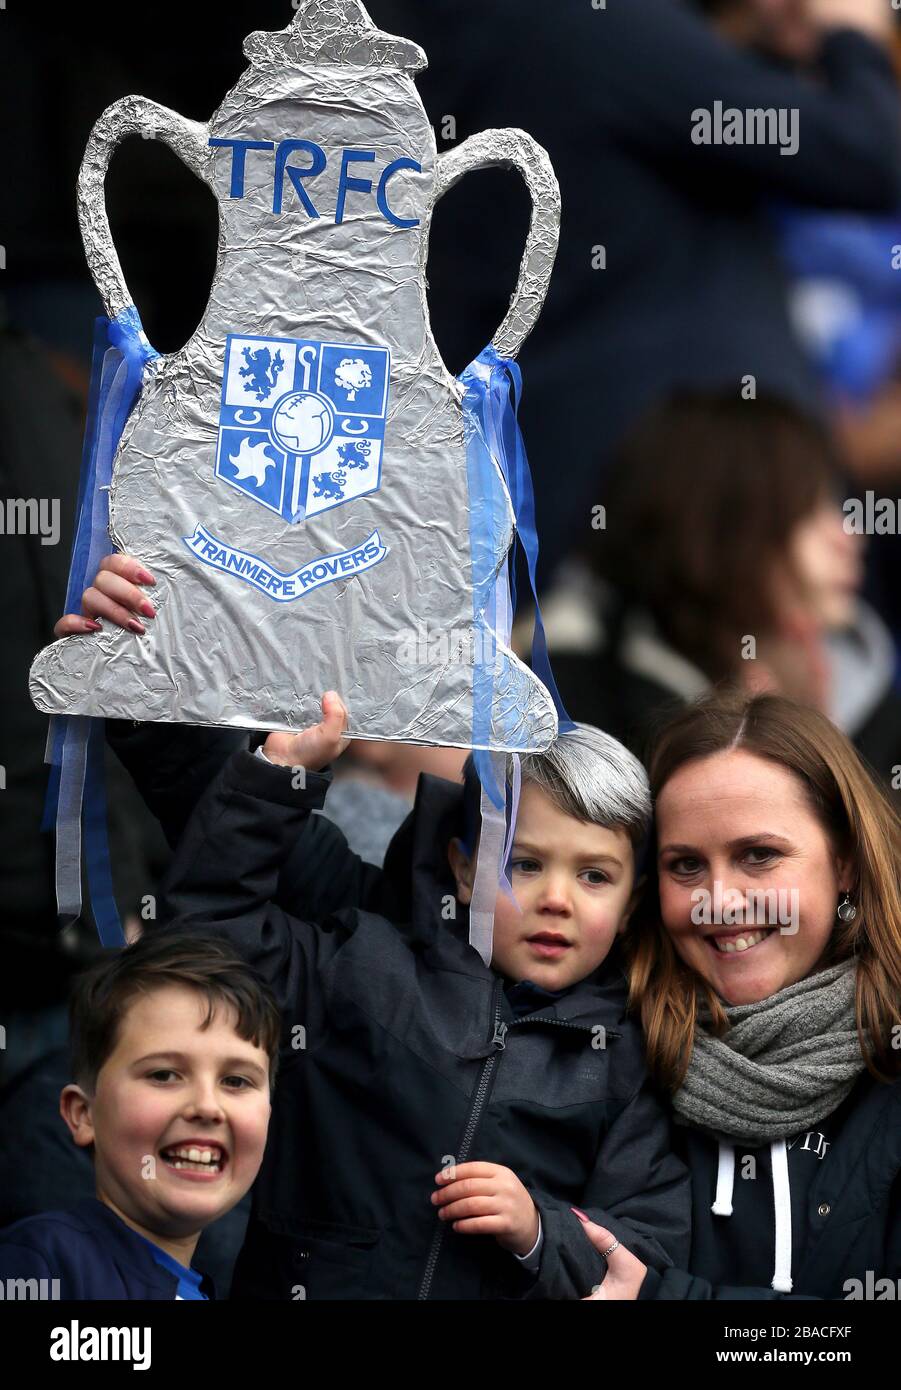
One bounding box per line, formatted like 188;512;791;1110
509;1016;621;1041
416;1001;617;1298
417;981;507;1300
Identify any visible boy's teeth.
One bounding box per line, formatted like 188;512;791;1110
165;1145;221;1164
714;930;768;954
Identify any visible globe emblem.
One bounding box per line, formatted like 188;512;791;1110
270;391;334;456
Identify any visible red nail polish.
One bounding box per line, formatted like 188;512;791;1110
140;600;156;618
85;620;102;631
137;570;156;585
127;618;146;634
571;1207;589;1222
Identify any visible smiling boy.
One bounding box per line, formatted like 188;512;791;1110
155;693;690;1299
0;932;278;1299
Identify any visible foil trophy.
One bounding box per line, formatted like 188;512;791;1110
30;0;561;752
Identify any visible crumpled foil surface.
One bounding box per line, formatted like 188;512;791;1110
30;0;561;750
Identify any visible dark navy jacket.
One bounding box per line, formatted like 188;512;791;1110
157;747;690;1300
0;1198;214;1300
640;1073;901;1300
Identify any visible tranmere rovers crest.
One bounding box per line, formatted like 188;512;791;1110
182;334;391;602
215;334;390;522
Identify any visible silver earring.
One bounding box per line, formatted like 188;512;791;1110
837;892;857;924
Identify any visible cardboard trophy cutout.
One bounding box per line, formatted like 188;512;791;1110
30;0;561;752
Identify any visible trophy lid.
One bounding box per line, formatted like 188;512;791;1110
245;0;427;72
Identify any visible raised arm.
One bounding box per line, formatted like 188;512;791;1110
584;0;901;207
159;695;360;1018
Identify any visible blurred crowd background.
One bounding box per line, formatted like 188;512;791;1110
3;0;901;1289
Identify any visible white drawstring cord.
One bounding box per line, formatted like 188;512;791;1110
712;1140;735;1216
711;1138;793;1293
770;1139;794;1293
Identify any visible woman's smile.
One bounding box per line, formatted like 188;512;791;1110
703;926;778;956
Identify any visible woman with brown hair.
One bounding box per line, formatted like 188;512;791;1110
546;392;901;785
580;690;901;1299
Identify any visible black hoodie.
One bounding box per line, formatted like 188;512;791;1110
640;1073;901;1301
156;744;690;1300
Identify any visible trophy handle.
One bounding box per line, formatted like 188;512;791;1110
78;97;212;319
433;128;560;361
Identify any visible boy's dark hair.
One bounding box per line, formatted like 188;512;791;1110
69;928;282;1094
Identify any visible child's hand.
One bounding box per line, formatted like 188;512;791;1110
54;553;156;637
575;1216;647;1300
431;1161;539;1256
262;692;350;773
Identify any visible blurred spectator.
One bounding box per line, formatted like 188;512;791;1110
329;741;466;864
776;206;901;643
778;211;901;408
419;0;901;583
544;393;901;781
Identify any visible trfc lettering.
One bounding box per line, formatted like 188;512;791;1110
209;138;422;227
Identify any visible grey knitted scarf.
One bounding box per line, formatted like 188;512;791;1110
671;960;865;1144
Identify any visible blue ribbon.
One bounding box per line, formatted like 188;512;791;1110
459;344;574;810
458;345;574;958
43;306;158;946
